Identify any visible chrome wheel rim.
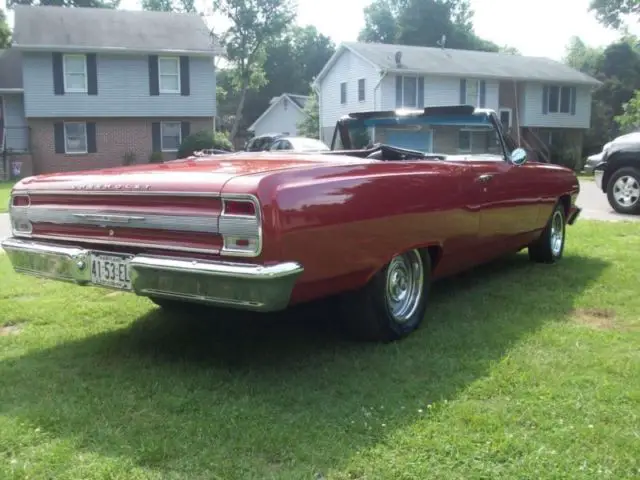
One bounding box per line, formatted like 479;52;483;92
550;210;564;256
613;175;640;208
385;250;424;323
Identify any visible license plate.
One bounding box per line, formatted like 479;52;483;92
90;253;132;290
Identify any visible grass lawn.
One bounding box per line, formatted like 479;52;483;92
0;181;15;213
1;220;639;479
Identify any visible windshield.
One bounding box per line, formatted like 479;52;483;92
290;138;330;151
337;113;506;157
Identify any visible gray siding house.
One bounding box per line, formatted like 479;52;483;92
1;5;222;177
313;42;601;162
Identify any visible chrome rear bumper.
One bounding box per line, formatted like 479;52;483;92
0;237;303;312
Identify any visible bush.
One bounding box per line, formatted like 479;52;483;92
148;151;164;163
177;130;233;159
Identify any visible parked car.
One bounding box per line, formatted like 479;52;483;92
593;132;640;215
583;149;606;173
267;136;330;152
244;133;285;152
2;105;581;342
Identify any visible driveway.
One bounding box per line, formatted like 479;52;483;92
0;180;636;250
577;178;640;222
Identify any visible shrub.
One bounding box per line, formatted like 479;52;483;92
177;130;233;159
149;151;164;163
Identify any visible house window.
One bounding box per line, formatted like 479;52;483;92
340;82;347;104
458;130;471;152
64;122;87;154
159;57;180;93
465;79;480;105
398;76;418;108
161;121;181;151
547;85;574;113
358;78;366;102
63;54;87;93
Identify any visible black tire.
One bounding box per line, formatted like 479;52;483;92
606;166;640;215
528;202;566;264
340;249;431;342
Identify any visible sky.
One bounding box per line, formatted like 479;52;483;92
2;0;638;60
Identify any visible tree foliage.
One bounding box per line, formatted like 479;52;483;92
213;0;296;142
358;0;502;52
141;0;195;12
590;0;640;29
296;88;320;139
9;0;119;7
217;25;335;137
0;9;11;49
615;89;640;131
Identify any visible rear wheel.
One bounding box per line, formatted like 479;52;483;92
341;249;431;342
528;202;566;263
606;167;640;215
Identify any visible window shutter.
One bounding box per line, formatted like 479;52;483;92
181;121;191;140
149;55;159;96
180;56;190;96
570;87;577;115
54;122;65;153
53;53;64;95
152;122;161;152
459;78;466;105
86;122;97;153
395;76;402;107
542;86;549;114
479;80;486;107
417;77;424;108
87;54;98;95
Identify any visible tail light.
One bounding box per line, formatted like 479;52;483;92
10;194;32;235
12;194;30;207
219;195;262;257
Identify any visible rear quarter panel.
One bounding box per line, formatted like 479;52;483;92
223;161;482;304
524;162;580;225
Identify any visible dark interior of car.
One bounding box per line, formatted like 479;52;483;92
318;143;446;161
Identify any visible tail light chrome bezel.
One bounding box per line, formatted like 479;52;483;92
9;193;33;237
219;193;263;258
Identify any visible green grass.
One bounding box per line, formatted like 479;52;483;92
0;181;15;213
1;221;639;479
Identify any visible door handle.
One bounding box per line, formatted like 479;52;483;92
476;174;494;183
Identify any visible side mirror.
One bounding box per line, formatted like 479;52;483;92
510;147;527;166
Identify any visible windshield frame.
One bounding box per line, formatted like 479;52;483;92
331;106;513;162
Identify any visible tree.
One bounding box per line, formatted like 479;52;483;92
0;9;11;49
141;0;195;12
615;89;640;132
296;88;319;139
358;0;503;52
590;0;640;29
9;0;119;7
240;26;335;131
213;0;296;142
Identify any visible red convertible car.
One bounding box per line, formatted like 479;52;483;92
2;105;581;342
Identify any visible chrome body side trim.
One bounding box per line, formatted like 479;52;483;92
11;206;222;234
0;238;303;312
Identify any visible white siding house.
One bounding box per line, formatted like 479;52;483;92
313;42;600;159
248;93;309;137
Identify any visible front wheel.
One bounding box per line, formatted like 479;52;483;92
340;249;431;342
528;202;566;263
606;167;640;215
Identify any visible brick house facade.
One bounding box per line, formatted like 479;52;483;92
1;6;224;178
29;117;213;173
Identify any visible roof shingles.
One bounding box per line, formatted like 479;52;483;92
344;42;600;86
12;5;222;55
